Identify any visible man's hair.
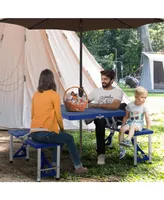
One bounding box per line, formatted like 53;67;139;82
135;86;148;96
100;70;115;80
38;69;57;93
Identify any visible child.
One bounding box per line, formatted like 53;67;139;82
119;86;151;159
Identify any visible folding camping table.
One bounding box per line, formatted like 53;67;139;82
61;105;125;153
61;106;153;166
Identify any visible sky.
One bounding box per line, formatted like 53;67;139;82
1;0;164;18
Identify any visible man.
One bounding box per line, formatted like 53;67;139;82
88;70;123;165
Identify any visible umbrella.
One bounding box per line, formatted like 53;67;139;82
0;18;163;30
0;18;163;153
0;18;163;89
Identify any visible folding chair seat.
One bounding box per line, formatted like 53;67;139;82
105;118;153;166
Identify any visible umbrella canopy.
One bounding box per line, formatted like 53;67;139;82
0;18;163;89
0;18;163;92
0;18;163;30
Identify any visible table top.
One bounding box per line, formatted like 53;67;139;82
61;105;125;120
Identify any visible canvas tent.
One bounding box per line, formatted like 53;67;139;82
140;52;164;92
0;23;129;130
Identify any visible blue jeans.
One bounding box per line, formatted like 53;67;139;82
30;131;82;169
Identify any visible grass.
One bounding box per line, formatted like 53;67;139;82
118;84;164;98
58;124;164;182
56;85;164;182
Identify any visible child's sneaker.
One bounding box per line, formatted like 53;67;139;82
120;139;131;147
74;166;88;174
119;149;126;159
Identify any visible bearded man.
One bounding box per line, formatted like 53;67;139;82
88;70;123;165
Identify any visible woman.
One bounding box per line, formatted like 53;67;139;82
30;69;88;174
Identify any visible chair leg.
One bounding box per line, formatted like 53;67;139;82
148;135;152;163
133;136;137;166
56;145;61;180
105;130;115;147
9;135;14;163
26;144;29;161
37;148;41;182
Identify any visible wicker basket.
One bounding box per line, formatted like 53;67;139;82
63;86;88;112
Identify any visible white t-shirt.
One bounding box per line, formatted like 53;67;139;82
88;87;123;104
126;102;148;127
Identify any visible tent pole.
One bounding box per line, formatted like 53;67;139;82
79;20;83;155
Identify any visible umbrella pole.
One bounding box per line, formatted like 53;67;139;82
79;121;82;155
79;21;83;155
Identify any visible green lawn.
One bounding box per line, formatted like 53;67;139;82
59;124;164;182
119;84;164;97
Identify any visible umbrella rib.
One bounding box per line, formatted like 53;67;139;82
29;18;49;29
114;19;133;28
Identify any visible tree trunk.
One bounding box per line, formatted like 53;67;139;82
138;25;153;52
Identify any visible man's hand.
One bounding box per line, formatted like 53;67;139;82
88;103;99;108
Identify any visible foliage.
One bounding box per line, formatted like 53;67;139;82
78;23;164;79
149;22;164;52
81;29;142;77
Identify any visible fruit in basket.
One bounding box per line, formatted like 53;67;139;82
64;87;88;112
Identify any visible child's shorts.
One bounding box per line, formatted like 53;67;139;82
125;122;143;131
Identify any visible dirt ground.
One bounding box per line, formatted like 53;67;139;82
0;97;163;182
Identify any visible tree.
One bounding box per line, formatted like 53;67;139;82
149;22;164;52
138;25;153;52
79;23;163;78
82;29;142;78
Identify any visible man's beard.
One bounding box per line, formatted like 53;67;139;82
102;81;112;88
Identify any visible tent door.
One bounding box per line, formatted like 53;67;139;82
154;61;164;89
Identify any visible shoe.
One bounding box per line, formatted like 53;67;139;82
119;149;126;159
74;166;88;174
108;143;113;148
120;139;131;147
97;154;105;165
51;162;57;167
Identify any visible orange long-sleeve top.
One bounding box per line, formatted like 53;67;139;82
30;90;64;134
